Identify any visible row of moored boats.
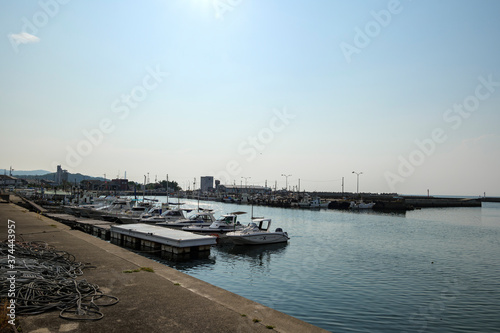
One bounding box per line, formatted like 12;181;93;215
63;196;290;245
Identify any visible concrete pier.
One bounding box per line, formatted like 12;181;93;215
0;198;327;333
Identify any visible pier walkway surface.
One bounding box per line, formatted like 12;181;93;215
0;198;327;333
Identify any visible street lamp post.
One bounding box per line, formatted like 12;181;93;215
281;174;292;191
241;176;251;188
352;171;363;194
241;176;251;194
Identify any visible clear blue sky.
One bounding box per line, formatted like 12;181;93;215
1;0;499;196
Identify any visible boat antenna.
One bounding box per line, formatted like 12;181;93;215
197;185;200;211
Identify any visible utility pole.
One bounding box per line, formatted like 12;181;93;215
342;177;344;194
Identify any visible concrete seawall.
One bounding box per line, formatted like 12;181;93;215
0;199;328;333
404;197;481;208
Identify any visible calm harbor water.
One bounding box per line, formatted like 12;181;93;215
143;198;500;332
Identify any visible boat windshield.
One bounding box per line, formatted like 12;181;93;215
162;210;183;217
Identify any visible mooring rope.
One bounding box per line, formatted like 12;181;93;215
0;241;118;320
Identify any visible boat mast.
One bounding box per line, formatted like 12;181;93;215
197;178;200;211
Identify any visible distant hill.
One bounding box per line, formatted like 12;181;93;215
4;170;105;183
0;169;51;176
27;173;105;183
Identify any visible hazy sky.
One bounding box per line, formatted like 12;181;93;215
1;0;499;196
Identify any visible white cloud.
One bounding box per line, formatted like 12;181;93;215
9;32;40;44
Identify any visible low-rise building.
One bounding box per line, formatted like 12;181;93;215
217;184;272;195
109;179;128;191
0;175;27;188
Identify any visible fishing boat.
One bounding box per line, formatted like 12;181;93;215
298;196;330;209
349;201;375;209
225;218;289;245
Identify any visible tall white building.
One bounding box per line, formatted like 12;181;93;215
56;165;68;185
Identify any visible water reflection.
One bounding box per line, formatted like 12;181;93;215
161;242;289;273
134;249;217;272
347;208;407;217
214;242;288;272
218;242;288;258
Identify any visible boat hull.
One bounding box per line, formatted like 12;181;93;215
183;227;243;234
227;233;289;245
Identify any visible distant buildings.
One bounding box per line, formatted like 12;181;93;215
217;184;272;195
109;179;129;191
0;175;26;188
200;176;214;192
55;165;68;185
80;179;104;191
80;178;128;191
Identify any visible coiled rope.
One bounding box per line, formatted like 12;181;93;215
0;241;118;320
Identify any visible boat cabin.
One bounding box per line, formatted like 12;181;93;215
251;218;272;231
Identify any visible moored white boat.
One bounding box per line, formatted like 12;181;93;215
298;196;330;209
182;212;246;234
349;201;375;209
140;208;189;223
157;211;217;228
226;218;289;245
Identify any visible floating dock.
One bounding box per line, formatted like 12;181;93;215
43;213;217;260
110;224;217;260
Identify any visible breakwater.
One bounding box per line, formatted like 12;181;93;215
8;189;487;212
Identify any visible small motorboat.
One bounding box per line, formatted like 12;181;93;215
140;208;189;223
226;218;289;245
157;211;217;229
182;211;246;234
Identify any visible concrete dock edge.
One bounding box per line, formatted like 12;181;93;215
1;200;328;333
